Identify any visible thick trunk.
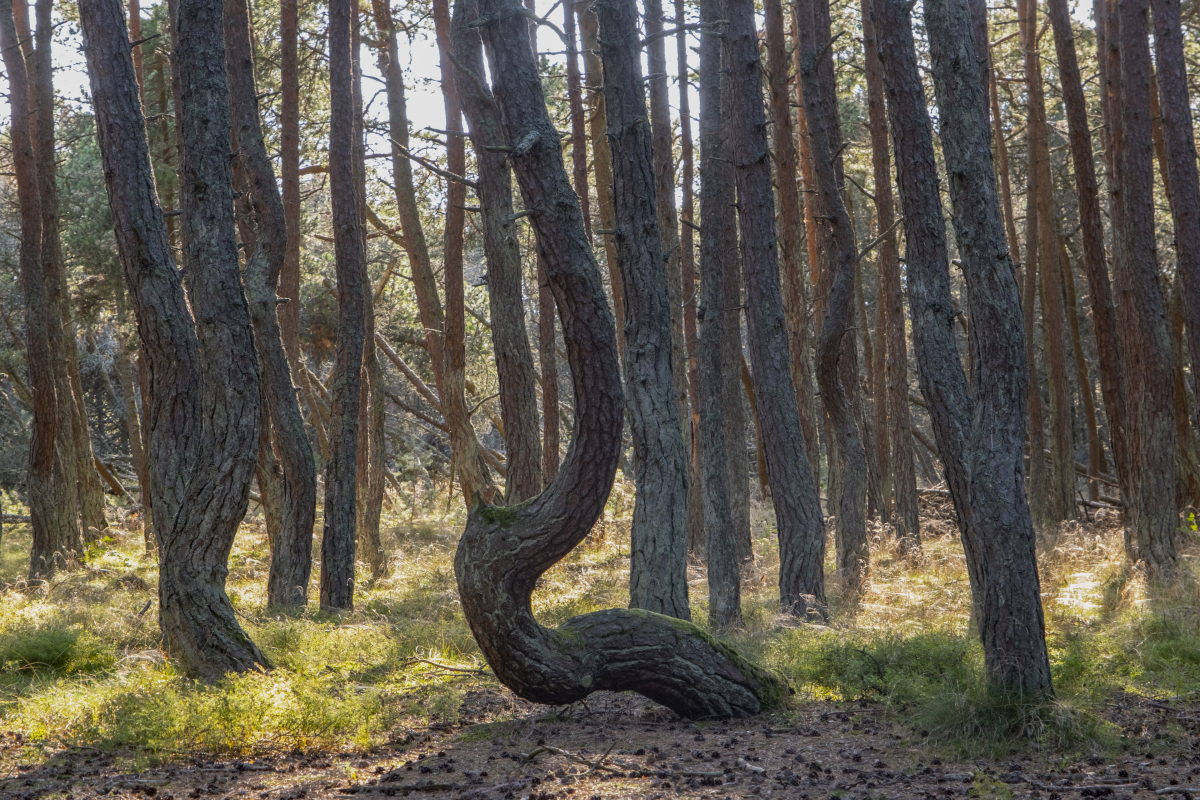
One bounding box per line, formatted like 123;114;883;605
596;0;690;620
2;0;80;577
862;0;919;549
697;0;742;627
797;0;867;597
457;0;786;715
225;0;318;608
764;0;820;481
80;0;268;676
1115;0;1178;572
874;0;1053;697
727;0;827;614
319;0;367;611
1048;0;1128;509
450;3;542;502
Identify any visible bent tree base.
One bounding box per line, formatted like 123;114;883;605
453;0;785;719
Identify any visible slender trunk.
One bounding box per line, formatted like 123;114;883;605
697;0;741;627
117;342;152;550
1060;234;1104;501
2;0;79;577
319;0;367;611
991;69;1023;267
279;0;301;376
874;0;1053;697
596;0;690;619
1115;0;1178;572
81;0;269;675
225;0;318;608
728;0;827;615
564;0;591;241
764;0;819;480
797;0;867;597
862;0;919;548
537;256;560;484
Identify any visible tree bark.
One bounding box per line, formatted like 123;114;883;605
450;2;542;503
595;0;690;620
727;0;827;615
1114;0;1178;572
456;0;786;715
697;0;742;627
873;0;1053;697
564;0;591;242
537;256;561;484
862;0;919;550
80;0;269;676
798;0;868;596
1060;234;1104;502
319;0;367;611
225;0;318;609
2;0;80;578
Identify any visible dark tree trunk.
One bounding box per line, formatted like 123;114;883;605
538;259;561;484
1114;0;1177;572
319;0;367;611
224;0;317;609
1;0;79;578
564;0;591;241
1047;0;1128;510
450;1;542;503
279;0;301;376
763;0;819;481
80;0;268;676
456;0;786;715
873;0;1053;697
596;0;690;620
726;0;827;615
696;0;742;628
862;0;919;550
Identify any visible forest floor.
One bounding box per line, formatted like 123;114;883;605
1;482;1200;800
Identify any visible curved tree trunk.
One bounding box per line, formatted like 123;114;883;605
224;0;318;609
455;0;785;715
596;0;690;620
80;0;268;677
873;0;1053;698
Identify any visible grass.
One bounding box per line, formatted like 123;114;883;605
1;482;1199;761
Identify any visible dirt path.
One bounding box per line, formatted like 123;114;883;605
4;690;1199;800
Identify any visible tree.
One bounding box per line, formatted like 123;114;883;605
873;0;1053;696
80;0;269;677
596;0;690;620
224;0;317;609
319;0;367;612
453;0;785;715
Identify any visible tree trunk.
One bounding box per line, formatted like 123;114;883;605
862;0;919;550
537;257;561;485
319;0;367;611
80;0;268;676
116;336;152;550
2;0;80;578
564;0;591;242
1048;0;1128;510
595;0;690;619
457;0;786;715
764;0;820;482
1114;0;1178;572
797;0;867;597
874;0;1053;697
990;69;1023;268
697;0;741;626
1060;234;1104;502
727;0;827;615
279;0;301;376
225;0;318;609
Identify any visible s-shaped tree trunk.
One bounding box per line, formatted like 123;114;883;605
454;0;786;717
80;0;269;678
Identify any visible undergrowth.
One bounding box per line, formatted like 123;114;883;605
0;484;1198;761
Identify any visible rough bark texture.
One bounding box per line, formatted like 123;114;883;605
697;0;742;628
537;258;561;485
319;0;367;611
764;0;819;480
2;0;80;578
564;0;591;242
224;0;317;609
117;340;152;550
596;0;690;620
874;0;1053;697
81;0;268;677
450;0;542;503
862;0;919;550
726;0;827;615
456;0;786;716
1047;0;1128;510
1115;0;1178;572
